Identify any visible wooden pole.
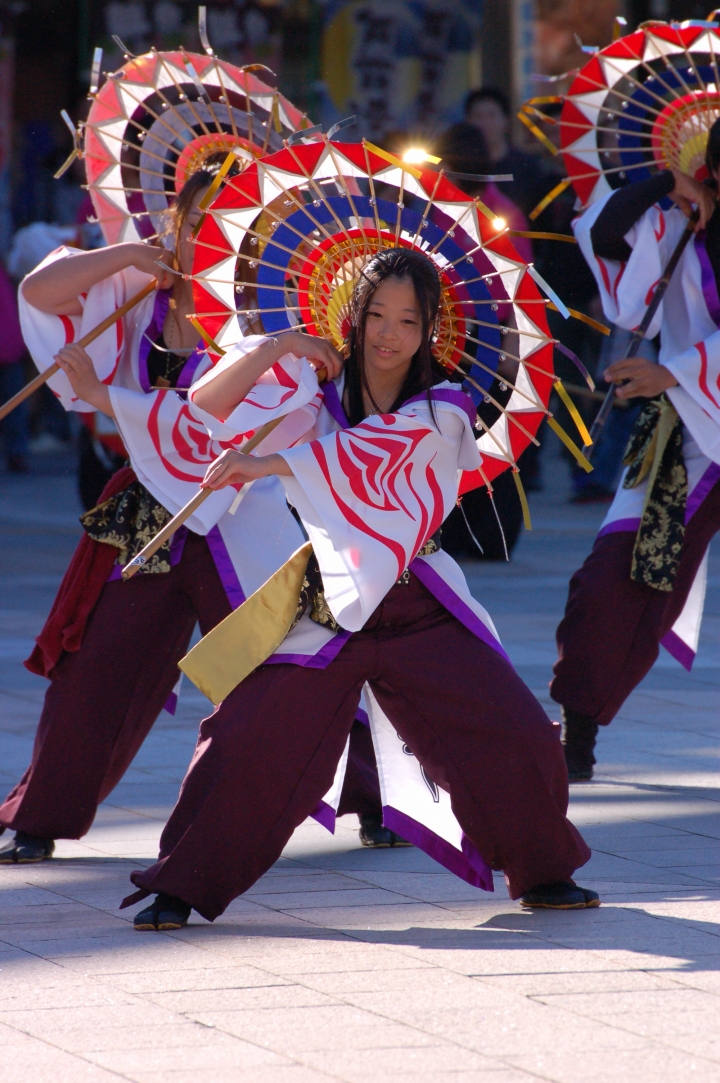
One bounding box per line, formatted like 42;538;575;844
0;280;157;423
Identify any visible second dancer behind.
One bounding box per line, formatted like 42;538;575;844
0;169;386;863
552;120;720;780
123;246;599;930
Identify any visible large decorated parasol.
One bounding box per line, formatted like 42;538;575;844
78;47;309;245
521;13;720;214
188;138;592;507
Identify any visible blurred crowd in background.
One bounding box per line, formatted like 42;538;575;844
0;0;698;559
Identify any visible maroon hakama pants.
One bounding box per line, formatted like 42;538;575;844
0;533;232;839
551;476;720;726
123;573;590;920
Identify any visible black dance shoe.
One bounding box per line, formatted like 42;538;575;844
562;709;599;782
521;880;600;909
0;832;55;864
133;893;191;931
359;813;412;848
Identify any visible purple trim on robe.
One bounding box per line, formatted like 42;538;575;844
355;706;370;728
597;517;641;539
137;290;171;393
137;288;203;392
321;380;349;429
266;630;352;669
175;347;206;391
382;806;494;891
686;462;720;522
169;525;188;566
695;233;720;328
405;388;477;427
309;799;336;834
163;691;179;715
408;558;511;664
660;628;695;672
204;525;246;609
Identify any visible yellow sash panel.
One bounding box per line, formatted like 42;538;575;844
179;541;313;705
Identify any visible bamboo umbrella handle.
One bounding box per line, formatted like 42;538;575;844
0;280;157;423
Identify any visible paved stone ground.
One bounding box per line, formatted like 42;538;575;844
1;445;719;1083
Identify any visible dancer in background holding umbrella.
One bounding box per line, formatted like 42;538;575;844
544;20;720;779
0;46;337;862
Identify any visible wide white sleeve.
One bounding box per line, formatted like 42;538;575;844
188;339;323;451
574;195;685;339
18;247;155;412
665;332;720;463
280;402;476;632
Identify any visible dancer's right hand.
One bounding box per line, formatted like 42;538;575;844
200;448;291;490
128;244;175;289
275;332;343;380
669;169;717;231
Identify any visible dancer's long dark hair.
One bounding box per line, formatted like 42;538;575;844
343;247;451;426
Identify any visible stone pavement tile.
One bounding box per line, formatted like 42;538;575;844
247;887;414;911
296;966;464;995
5;1045;127;1083
30;937;228;974
0;979;140;1010
14;1020;239;1055
670;864;720;882
231;946;436;976
304;1043;500;1077
191;1006;439;1053
276;902;485;928
113;1067;343;1083
597;832;720;853
507;1044;720;1083
0;1001;179;1035
622;846;720;869
386;1004;648;1058
87;1033;290;1073
474;969;683;997
335;1073;546;1083
666;969;720;994
531;985;718;1016
147;983;339;1013
108;965;298;994
348;872;487;904
245;873;370;896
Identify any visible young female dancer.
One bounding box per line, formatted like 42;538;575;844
125;247;599;929
0;171;311;861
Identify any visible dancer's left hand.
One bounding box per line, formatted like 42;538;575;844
54;344;115;417
201;448;291;490
603;357;678;400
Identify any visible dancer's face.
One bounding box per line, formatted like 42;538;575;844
363;276;424;382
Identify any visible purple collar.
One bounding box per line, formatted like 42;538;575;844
321;380;350;429
137;289;204;393
322;382;476;430
695;232;720;328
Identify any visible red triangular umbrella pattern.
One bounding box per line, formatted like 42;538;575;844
190;138;570;494
82;49;310;246
552;19;720;211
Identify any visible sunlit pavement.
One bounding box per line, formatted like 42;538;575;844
1;444;719;1083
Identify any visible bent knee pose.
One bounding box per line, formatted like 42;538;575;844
552;124;720;780
0;171;370;861
125;247;598;930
